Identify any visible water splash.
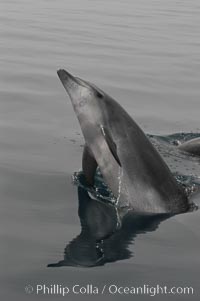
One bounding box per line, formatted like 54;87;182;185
115;166;123;206
72;168;116;205
72;169;123;229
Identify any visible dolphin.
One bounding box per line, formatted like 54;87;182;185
57;69;191;214
178;137;200;156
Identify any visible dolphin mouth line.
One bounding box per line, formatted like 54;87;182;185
57;69;87;89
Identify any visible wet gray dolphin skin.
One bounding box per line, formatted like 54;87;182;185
57;69;190;214
178;138;200;156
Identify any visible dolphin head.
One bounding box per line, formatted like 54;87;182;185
57;69;122;198
57;69;104;127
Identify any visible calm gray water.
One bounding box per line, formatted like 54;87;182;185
1;0;200;300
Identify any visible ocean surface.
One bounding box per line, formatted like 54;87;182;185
1;0;200;300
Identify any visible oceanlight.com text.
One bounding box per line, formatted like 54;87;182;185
25;283;194;297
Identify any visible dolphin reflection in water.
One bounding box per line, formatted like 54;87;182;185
48;184;170;268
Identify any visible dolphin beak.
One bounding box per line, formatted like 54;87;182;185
57;69;85;97
57;69;76;84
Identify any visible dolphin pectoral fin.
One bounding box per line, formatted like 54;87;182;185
100;125;121;166
178;137;200;156
82;145;98;186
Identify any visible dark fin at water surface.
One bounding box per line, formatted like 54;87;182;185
100;125;121;166
178;137;200;157
82;145;98;186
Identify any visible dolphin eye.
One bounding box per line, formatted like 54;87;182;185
96;91;103;99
